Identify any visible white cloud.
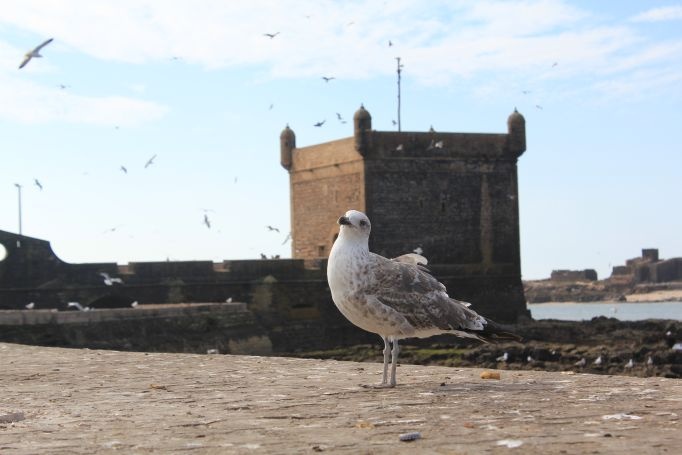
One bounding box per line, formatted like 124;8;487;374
0;75;168;125
630;5;682;23
0;0;680;101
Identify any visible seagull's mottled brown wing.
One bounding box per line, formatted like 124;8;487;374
367;253;484;333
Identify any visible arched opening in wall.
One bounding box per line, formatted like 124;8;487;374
88;294;137;309
0;243;7;262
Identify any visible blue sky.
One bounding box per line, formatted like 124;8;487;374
0;0;680;280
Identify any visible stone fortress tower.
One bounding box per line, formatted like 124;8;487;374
281;106;529;321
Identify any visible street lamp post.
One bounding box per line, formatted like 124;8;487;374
14;183;23;242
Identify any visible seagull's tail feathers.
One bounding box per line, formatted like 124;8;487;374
468;318;522;343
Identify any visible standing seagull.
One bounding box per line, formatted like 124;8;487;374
327;210;520;387
18;38;53;69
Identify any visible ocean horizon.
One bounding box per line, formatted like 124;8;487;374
528;301;682;321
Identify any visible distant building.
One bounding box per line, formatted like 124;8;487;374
550;269;598;282
611;248;682;283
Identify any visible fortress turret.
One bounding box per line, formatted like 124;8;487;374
507;108;526;156
353;104;372;155
280;125;296;170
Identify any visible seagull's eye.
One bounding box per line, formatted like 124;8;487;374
359;220;367;227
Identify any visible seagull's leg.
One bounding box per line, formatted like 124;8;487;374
389;337;400;387
381;336;390;385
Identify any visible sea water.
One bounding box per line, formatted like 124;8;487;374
528;301;682;321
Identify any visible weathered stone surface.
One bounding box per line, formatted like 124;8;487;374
1;343;679;454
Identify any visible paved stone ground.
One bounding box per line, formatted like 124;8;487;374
1;343;680;454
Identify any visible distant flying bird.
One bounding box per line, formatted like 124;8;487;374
625;358;634;369
392;120;397;126
58;84;69;90
551;62;558;67
144;154;157;168
120;165;128;174
336;112;343;121
25;302;35;310
266;225;280;233
99;272;123;286
574;357;586;367
314;120;326;127
263;32;280;39
67;301;90;311
18;38;53;69
269;103;274;110
34;179;43;190
535;105;543;110
388;40;393;47
281;232;291;245
103;225;123;234
322;76;335;82
204;213;211;229
521;90;531;94
594;355;603;365
496;352;508;362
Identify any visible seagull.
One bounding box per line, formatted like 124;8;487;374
204;214;211;229
131;301;139;308
34;179;43;190
535;105;543;110
433;140;444;149
281;232;292;245
646;356;654;367
226;297;233;303
336;112;343;121
625;358;634;369
526;355;533;363
25;302;35;310
388;40;393;47
266;225;280;233
413;246;423;255
269;103;274;110
67;302;90;311
521;90;531;94
392;120;397;126
144;154;157;168
594;355;603;365
58;84;69;90
327;210;522;387
322;76;335;82
263;32;280;39
313;120;326;127
496;352;509;362
551;62;558;67
19;38;53;69
120;165;128;174
574;357;586;367
99;272;123;286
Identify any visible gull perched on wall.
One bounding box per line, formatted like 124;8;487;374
19;38;53;69
327;209;520;387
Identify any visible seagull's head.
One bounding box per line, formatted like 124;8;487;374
337;210;371;238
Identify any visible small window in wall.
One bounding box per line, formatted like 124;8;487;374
317;244;326;257
0;243;6;261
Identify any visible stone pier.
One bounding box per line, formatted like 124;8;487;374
1;343;680;454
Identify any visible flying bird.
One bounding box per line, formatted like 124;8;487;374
535;105;543;110
266;225;280;233
336;112;343;121
58;84;69;90
144;154;157;168
322;76;335;82
281;232;291;245
392;120;397;126
34;179;43;190
388;40;393;47
327;210;520;387
521;90;531;94
263;32;280;39
67;302;90;311
204;213;211;229
551;62;558;67
99;272;123;286
18;38;53;69
313;120;326;127
120;165;128;174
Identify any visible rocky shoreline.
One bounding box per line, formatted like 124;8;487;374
290;318;682;379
